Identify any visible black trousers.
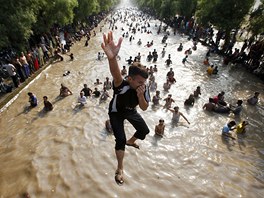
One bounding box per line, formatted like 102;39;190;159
109;110;149;150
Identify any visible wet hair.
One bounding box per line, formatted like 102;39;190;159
128;65;148;79
159;119;164;123
237;100;243;105
28;92;33;96
209;98;214;102
174;106;179;110
229;121;236;127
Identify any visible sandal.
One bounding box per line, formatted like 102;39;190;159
115;169;124;185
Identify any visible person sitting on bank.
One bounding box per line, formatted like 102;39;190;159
60;84;73;97
28;92;38;107
247;92;260;105
43;96;53;111
155;119;165;137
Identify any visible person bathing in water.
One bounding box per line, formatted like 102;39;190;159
101;31;150;185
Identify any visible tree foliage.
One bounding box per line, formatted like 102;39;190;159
196;0;254;31
0;0;118;51
134;0;197;19
0;0;41;49
249;0;264;36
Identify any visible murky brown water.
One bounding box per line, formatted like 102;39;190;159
1;1;264;197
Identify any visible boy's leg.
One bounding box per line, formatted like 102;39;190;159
109;113;126;184
126;111;150;146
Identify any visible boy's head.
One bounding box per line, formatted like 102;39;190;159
127;65;148;89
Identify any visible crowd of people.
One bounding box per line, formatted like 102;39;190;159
101;8;262;185
1;7;262;189
0;12;108;97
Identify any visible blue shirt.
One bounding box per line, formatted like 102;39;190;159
222;124;230;134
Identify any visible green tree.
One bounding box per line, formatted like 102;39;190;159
177;0;197;19
196;0;254;47
248;0;264;36
74;0;100;22
34;0;78;34
0;0;42;50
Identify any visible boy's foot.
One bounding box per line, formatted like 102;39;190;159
126;142;140;149
115;169;124;185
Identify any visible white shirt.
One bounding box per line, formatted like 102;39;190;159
78;95;87;104
4;64;16;76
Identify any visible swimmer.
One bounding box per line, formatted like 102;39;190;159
184;94;195;106
77;91;87;106
222;120;236;140
163;94;175;109
152;90;161;105
60;84;72;97
43;96;53;111
168;106;190;124
155;119;165;137
203;98;216;111
236;121;249;134
193;86;201;97
163;79;171;92
247;92;260;105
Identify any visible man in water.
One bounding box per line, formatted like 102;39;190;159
247;92;259;105
101;32;150;185
222;120;236;140
28;92;38;107
155;119;165;137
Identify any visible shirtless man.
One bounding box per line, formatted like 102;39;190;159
168;106;190;124
152;90;161;105
163;79;171;91
155;119;165;137
60;84;72;97
203;98;216;111
163;94;175;109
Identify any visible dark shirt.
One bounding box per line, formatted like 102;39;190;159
44;101;53;111
109;79;150;113
93;90;101;98
82;87;92;97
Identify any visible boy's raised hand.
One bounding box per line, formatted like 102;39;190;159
101;32;123;60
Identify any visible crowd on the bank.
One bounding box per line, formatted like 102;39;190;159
0;12;108;95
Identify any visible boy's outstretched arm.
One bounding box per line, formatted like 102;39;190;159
101;32;123;87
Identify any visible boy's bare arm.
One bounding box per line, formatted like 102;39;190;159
101;32;123;87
